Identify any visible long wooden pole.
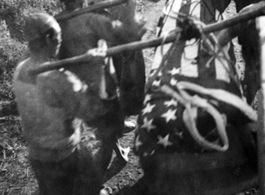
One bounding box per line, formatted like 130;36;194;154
31;4;265;75
29;52;94;75
257;16;265;195
55;0;128;21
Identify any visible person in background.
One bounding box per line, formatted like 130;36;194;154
57;0;146;187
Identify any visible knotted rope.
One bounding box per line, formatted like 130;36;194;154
160;82;257;152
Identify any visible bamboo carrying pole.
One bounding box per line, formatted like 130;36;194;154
257;16;265;195
29;52;96;75
30;2;265;75
55;0;128;21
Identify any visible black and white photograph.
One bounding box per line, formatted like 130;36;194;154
0;0;263;194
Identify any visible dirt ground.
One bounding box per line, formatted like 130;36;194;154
0;0;260;195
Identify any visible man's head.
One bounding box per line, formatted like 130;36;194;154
23;13;62;57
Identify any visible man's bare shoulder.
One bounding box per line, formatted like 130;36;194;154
13;58;31;81
15;58;30;73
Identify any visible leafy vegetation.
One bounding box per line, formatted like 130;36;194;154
0;0;62;101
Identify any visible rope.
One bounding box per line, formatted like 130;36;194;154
159;81;257;152
160;84;229;152
177;81;257;121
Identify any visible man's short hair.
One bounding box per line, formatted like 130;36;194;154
23;13;61;52
23;13;60;42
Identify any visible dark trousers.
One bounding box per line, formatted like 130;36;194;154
30;145;102;195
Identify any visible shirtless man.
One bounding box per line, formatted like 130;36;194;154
13;13;106;195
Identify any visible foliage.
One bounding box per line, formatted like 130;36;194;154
0;118;36;195
0;20;26;101
0;0;62;42
0;0;62;101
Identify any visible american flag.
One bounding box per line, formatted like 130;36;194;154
134;0;254;157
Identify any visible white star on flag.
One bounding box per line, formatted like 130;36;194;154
143;94;152;105
164;99;178;107
157;134;173;148
152;79;161;87
168;67;180;75
170;78;177;86
141;117;156;132
142;103;155;115
134;135;143;151
143;149;155;157
161;109;177;123
175;131;183;139
143;152;148;157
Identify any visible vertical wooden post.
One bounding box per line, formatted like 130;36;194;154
257;16;265;195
